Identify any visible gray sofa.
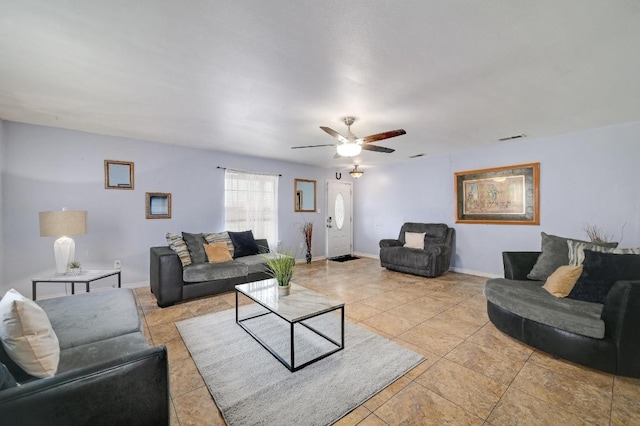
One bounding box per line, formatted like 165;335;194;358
379;223;455;278
150;238;274;307
485;252;640;377
0;289;169;424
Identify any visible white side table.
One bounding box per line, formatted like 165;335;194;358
31;269;122;300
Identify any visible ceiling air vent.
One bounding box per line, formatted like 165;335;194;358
498;134;526;142
409;153;425;159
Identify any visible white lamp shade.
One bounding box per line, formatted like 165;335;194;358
336;143;362;157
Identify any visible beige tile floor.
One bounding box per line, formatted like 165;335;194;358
133;257;640;425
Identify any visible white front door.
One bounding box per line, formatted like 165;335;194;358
326;180;352;258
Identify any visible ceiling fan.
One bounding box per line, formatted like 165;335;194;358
291;117;406;158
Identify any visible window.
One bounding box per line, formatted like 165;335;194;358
224;169;279;246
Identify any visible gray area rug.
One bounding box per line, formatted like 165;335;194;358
177;306;424;426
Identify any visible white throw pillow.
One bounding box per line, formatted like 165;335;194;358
0;289;60;378
404;232;426;249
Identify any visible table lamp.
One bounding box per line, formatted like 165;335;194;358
39;210;87;274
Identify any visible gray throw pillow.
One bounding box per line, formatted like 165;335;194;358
527;232;618;281
182;232;209;264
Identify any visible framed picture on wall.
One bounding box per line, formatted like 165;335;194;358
104;160;134;189
145;192;172;219
454;162;540;225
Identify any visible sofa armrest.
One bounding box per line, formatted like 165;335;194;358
380;239;402;248
0;346;169;426
601;280;640;377
426;244;450;257
150;246;184;307
502;251;541;280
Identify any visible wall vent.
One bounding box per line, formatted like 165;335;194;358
498;134;526;142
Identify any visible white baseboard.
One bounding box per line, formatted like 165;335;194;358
450;267;500;278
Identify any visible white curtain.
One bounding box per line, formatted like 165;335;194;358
224;169;279;246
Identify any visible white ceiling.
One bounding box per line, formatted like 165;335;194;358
2;1;640;170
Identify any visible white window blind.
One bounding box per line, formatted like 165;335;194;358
224;169;279;246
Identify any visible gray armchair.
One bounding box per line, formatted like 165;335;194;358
379;223;455;277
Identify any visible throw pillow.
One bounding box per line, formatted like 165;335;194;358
567;240;640;265
404;232;426;249
568;250;640;304
0;362;17;390
228;230;260;258
204;231;235;258
542;265;584;298
0;289;60;378
204;242;233;263
527;232;618;281
182;232;209;264
166;233;192;267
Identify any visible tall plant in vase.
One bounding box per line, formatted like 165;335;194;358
302;222;313;263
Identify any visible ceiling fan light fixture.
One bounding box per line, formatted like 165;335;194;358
336;143;362;157
349;165;364;179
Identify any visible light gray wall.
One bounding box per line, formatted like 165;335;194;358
0;119;4;273
353;121;640;276
1;122;329;297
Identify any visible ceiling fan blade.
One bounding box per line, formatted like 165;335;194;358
291;144;335;149
320;126;350;144
359;129;406;144
362;144;395;153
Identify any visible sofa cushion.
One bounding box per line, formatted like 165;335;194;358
182;232;208;264
404;232;426;249
204;231;235;258
37;289;141;350
56;332;150;375
228;230;260;258
542;265;583;297
568;240;640;265
527;232;617;281
183;261;248;283
235;253;275;274
568;250;640;304
166;233;192;267
0;289;60;378
484;278;605;339
380;246;433;269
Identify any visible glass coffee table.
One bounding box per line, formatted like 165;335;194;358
235;279;344;372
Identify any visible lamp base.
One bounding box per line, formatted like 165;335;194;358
54;236;75;274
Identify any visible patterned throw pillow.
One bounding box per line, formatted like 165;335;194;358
204;232;235;258
567;240;640;265
166;233;192;267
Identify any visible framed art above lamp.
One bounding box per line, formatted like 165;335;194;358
39;209;87;274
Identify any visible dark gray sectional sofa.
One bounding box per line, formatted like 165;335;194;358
0;289;169;425
150;238;273;307
485;251;640;377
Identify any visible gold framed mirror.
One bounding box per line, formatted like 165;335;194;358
105;160;134;189
294;179;317;212
146;192;172;219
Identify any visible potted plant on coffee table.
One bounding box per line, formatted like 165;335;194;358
263;250;296;297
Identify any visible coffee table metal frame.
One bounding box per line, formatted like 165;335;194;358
235;284;344;372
